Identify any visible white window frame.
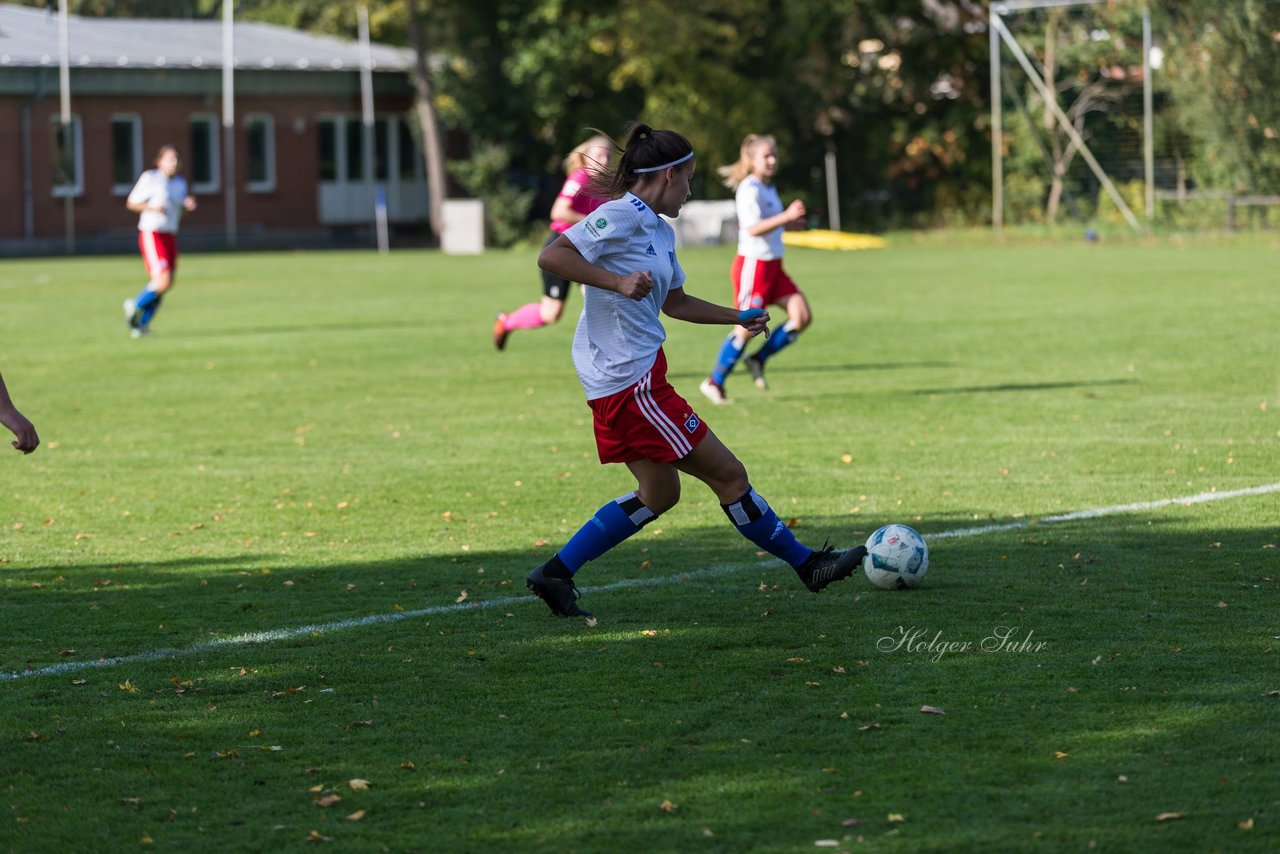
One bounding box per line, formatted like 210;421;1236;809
51;115;83;198
110;113;143;196
317;114;347;182
189;114;221;194
245;113;276;193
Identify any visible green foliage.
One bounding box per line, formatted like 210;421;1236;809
448;141;537;247
1156;0;1280;193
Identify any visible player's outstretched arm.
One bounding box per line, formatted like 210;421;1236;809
0;374;38;454
662;290;770;336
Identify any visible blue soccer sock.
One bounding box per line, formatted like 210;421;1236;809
710;334;746;386
752;321;799;363
721;486;812;568
556;492;659;574
139;293;164;327
134;287;161;312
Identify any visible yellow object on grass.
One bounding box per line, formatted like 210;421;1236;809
782;229;886;251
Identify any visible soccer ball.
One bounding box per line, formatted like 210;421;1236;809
863;524;929;589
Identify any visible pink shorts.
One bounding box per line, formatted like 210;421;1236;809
731;255;799;310
588;349;709;464
139;231;178;278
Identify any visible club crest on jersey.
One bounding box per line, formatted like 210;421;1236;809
584;216;610;239
645;243;657;257
684;413;700;433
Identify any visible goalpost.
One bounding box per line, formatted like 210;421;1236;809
989;0;1152;233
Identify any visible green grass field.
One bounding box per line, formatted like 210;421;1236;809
1;235;1277;852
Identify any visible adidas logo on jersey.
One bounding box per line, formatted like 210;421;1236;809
645;243;657;257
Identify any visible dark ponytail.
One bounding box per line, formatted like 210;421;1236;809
586;123;694;199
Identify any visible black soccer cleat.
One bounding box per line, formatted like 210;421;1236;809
527;562;593;618
745;354;768;390
795;544;868;593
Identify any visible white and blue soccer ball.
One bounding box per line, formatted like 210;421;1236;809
863;524;929;589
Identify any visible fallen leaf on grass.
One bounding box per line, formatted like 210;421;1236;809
841;818;862;827
305;830;331;842
346;810;367;821
120;797;142;806
1054;752;1070;759
1154;812;1185;822
348;779;371;790
814;841;839;848
887;813;906;823
658;800;678;813
858;723;880;731
119;680;139;693
315;794;342;808
585;617;599;628
71;679;87;686
920;705;945;715
398;761;416;771
1263;690;1279;698
1238;818;1254;830
455;590;468;604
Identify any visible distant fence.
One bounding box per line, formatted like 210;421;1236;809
1155;189;1280;231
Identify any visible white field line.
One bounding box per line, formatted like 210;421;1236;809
4;481;1278;683
928;480;1280;540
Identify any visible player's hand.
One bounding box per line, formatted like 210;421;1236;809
184;196;197;211
737;308;771;339
0;408;38;454
616;271;653;301
785;199;807;223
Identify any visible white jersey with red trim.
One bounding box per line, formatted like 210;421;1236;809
128;169;189;234
563;192;686;400
735;174;785;260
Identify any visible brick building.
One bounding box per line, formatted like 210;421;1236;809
0;3;436;255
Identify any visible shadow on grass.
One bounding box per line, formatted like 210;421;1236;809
2;508;1271;677
907;377;1140;396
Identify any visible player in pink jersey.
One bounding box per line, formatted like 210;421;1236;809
524;123;866;620
493;135;612;350
700;134;811;404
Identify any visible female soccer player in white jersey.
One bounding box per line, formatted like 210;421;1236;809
528;123;865;619
699;134;811;404
123;145;196;338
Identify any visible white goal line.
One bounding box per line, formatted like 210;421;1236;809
4;480;1278;683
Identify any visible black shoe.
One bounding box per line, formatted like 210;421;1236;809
527;562;593;618
796;544;867;593
745;354;768;390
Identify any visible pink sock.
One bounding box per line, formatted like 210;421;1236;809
505;303;546;331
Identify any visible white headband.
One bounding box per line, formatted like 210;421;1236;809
632;151;694;173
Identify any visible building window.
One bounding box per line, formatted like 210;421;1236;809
51;115;83;197
189;115;220;193
345;119;365;182
318;118;339;181
398;117;422;181
245;114;275;192
111;114;143;194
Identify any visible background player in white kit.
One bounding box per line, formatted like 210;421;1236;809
700;134;812;404
527;123;865;620
123;145;196;338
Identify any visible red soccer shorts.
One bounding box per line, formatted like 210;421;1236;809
731;255;799;310
588;349;709;464
139;231;178;278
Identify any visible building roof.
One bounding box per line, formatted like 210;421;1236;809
0;3;412;72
